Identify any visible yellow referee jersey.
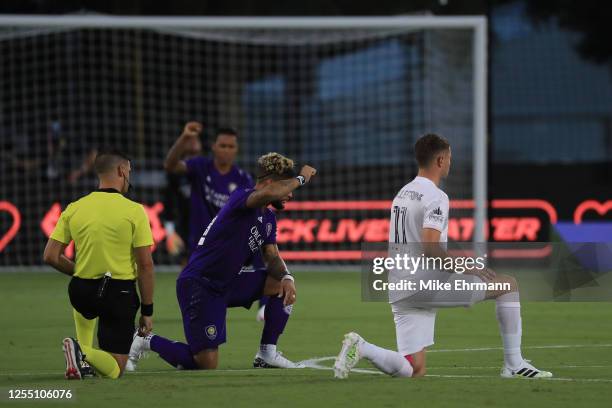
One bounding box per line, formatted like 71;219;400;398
50;190;154;280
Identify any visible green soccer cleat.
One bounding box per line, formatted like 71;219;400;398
334;332;363;379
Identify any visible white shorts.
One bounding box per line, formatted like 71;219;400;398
392;306;437;356
391;273;486;356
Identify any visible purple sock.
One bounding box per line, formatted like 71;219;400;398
260;296;291;345
258;296;269;308
150;335;198;370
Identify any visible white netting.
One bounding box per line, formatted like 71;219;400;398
0;19;479;266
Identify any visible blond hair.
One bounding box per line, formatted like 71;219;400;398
256;152;295;180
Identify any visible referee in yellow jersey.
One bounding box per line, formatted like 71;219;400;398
43;148;155;379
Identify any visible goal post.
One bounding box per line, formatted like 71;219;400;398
0;15;487;267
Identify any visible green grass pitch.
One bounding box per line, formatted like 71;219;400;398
1;271;611;407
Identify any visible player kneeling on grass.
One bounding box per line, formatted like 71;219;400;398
334;133;552;380
44;149;155;379
128;153;316;370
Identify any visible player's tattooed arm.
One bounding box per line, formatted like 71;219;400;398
164;121;202;174
262;244;297;305
246;178;300;209
262;244;290;280
246;165;317;208
43;238;75;276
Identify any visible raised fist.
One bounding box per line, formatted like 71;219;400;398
182;121;203;139
299;165;317;184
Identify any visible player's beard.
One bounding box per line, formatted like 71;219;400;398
271;200;285;210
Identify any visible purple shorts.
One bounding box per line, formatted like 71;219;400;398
176;277;227;353
176;269;267;353
225;268;267;309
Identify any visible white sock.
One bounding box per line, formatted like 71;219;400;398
142;333;153;350
359;340;413;378
496;292;524;369
259;344;277;356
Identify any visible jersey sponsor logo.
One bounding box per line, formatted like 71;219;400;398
205;325;217;340
203;184;230;209
248;225;264;252
433;207;442;216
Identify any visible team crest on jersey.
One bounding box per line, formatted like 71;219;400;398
228;182;237;193
266;223;273;237
205;325;217;340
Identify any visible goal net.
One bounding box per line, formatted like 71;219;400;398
0;16;486;267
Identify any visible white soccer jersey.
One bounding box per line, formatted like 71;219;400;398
387;176;449;303
389;176;449;245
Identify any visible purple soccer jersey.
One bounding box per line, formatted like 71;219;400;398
179;188;277;293
185;156;254;251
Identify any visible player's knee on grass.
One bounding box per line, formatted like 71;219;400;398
193;349;218;369
412;366;426;377
112;354;129;376
408;350;426;378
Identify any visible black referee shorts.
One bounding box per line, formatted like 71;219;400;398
68;277;139;355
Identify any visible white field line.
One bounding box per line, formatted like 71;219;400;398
300;357;612;370
427;344;612;353
425;374;612;383
3;344;612;381
300;357;612;383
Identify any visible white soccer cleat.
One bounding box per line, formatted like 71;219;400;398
334;332;363;379
256;305;266;322
126;331;151;372
253;350;305;369
62;337;85;380
500;360;553;379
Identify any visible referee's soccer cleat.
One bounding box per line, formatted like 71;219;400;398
253;350;305;369
500;360;553;379
80;360;97;378
126;330;152;372
333;332;363;379
62;337;86;380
